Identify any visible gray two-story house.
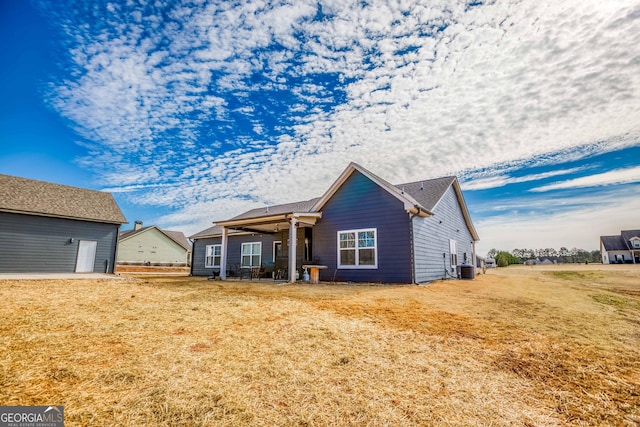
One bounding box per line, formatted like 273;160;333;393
191;162;479;284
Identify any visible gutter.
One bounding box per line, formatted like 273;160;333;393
408;205;432;219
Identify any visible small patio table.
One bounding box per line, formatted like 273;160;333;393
302;265;328;284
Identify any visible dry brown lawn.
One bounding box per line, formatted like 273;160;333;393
1;265;639;426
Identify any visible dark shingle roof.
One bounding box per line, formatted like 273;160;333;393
600;235;628;251
395;176;457;211
211;165;456;226
621;230;640;245
228;198;320;221
189;225;247;239
164;230;191;251
190;225;223;239
191;163;475;240
0;174;127;224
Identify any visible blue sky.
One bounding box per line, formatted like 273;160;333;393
1;0;639;256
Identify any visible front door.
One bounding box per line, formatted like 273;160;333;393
75;240;97;272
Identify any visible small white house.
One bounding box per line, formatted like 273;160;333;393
118;221;191;266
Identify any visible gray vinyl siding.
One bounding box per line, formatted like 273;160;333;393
312;170;412;283
0;212;119;273
191;233;276;276
412;185;475;283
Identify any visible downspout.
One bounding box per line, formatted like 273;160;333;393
112;224;122;274
408;212;416;284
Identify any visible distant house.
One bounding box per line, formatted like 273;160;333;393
118;221;191;266
190;162;479;283
600;230;640;264
0;174;127;273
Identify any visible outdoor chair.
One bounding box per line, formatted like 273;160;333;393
231;263;252;280
274;257;288;280
259;261;275;280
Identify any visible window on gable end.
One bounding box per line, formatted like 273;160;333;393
337;228;377;269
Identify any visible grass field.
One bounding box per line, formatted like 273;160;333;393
1;265;639;426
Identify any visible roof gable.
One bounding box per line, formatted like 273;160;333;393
401;177;479;241
621;229;640;243
396;176;456;212
311;162;431;217
0;174;127;224
119;225;191;251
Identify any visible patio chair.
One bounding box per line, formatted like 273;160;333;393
274;257;288;280
259;261;275;280
229;263;251;280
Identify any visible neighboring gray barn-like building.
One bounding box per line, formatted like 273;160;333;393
0;174;127;273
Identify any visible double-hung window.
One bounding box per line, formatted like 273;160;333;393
337;228;377;268
241;242;262;268
205;244;221;268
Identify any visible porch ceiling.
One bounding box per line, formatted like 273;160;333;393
216;212;322;234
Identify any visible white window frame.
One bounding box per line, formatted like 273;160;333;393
632;238;640;249
337;228;378;269
449;239;458;268
241;242;262;268
205;244;221;268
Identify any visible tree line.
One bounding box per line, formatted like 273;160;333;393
486;247;602;267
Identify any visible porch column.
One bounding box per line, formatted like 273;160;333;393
288;217;298;283
220;226;228;280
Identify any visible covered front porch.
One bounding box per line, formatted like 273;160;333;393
215;211;322;283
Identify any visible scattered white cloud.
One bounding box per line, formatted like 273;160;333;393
530;166;640;192
461;167;586;191
38;0;640;237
